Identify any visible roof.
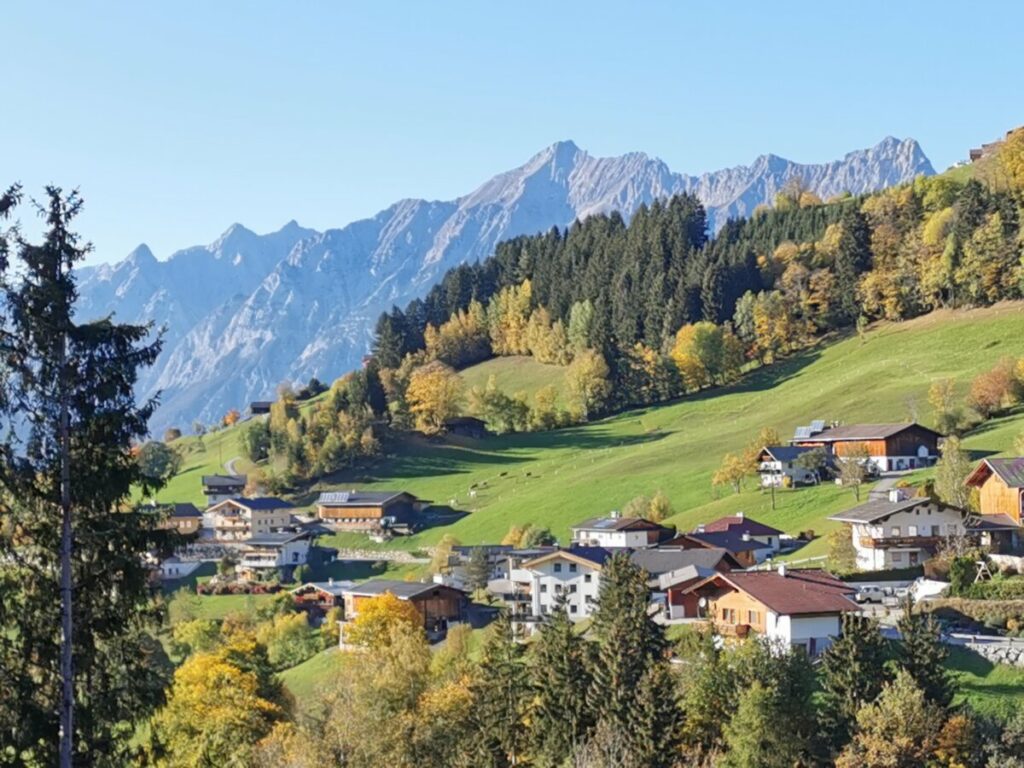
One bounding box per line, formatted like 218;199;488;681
686;530;771;553
687;569;857;616
828;496;939;524
967;513;1023;532
522;547;615;570
699;515;783;537
967;458;1024;489
629;547;735;576
228;497;293;511
343;579;463;600
244;531;311;547
316;490;410;507
291;580;354;596
249;400;273;408
571;516;663;533
759;445;818;463
202;474;247;488
169;502;202;518
443;416;487;427
793;422;940;443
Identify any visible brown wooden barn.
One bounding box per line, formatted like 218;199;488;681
967;458;1024;524
341;580;466;631
315;490;429;532
790;422;941;473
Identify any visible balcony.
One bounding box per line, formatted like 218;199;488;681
859;535;941;550
715;622;751;638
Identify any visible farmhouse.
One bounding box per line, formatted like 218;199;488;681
204;497;294;540
570;513;674;549
829;489;970;570
202;474;247;505
291;579;355;613
694;513;783;554
666;530;771;568
341;580;466;631
790;421;941;473
237;531;312;578
316;490;429;532
757;445;824;488
443;416;489;439
248;400;273;416
679;566;857;655
966;457;1024;525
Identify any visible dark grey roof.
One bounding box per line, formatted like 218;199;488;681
231;497;292;511
291;580;354;596
202;474;246;488
170;503;202;518
984;458;1024;488
244;531;311;547
760;445;818;463
343;579;460;599
793;422;940;443
571;516;660;532
629;548;732;576
967;514;1022;531
317;490;408;506
828;496;936;524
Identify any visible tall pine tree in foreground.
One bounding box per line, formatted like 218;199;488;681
896;598;954;707
0;187;168;765
817;613;891;752
528;598;593;766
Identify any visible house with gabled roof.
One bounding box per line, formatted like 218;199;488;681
520;547;614;623
829;489;972;570
340;579;466;632
790;421;941;473
202;474;247;505
669;513;784;564
237;530;312;578
967;457;1024;525
291;579;356;613
204;496;294;540
570;513;674;549
678;565;857;655
757;445;825;488
315;490;429;533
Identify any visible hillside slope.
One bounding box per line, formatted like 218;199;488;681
160;303;1024;559
78;137;933;433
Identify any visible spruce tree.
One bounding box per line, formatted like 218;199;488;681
528;599;593;766
466;612;529;767
817;613;891;752
587;553;669;732
0;187;168;765
721;681;802;768
896;599;953;707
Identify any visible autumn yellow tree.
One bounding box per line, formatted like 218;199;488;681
149;639;287;766
345;592;424;648
564;348;611;419
713;452;748;495
406;360;463;434
671;322;722;390
488;279;533;355
223;408;241;426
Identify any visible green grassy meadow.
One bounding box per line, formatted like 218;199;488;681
458;355;568;411
947;646;1024;718
161;302;1024;559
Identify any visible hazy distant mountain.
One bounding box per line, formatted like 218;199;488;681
76;137;934;433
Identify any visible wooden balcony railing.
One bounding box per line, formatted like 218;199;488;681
859;535;942;549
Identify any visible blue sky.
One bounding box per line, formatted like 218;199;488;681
4;1;1022;264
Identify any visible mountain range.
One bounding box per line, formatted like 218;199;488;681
75;137;935;434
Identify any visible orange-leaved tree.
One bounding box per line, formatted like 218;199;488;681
345;592;423;648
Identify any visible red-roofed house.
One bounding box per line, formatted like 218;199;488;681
691;513;784;556
679;566;857;655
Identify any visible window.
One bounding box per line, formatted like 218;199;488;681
540;584;547;593
931;525;941;536
570;605;578;614
892;552;904;563
721;608;736;624
555;584;563;594
554;563;562;573
569;563;577;573
570;585;577;594
584;574;592;583
747;610;759;624
908;525;918;537
890;526;901;537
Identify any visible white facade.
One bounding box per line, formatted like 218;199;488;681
239;538;310;571
204;501;293;541
766;612;843;654
571;528;649;548
847;501;967;571
758;460;819;488
528;555;602;622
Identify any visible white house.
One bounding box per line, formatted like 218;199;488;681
201;474;247;505
569;514;670;549
828;489;970;571
204;497;295;541
757;446;823;488
679;566;858;656
237;531;312;576
520;548;611;623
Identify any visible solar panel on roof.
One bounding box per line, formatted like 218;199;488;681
810;419;825;433
794;426;812;439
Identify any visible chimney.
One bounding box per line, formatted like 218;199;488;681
888;487;910;503
609;509;620;519
742;533;751;542
777;563;787;577
736;512;744;520
697;524;706;533
328;577;334;585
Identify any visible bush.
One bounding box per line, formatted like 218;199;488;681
961;574;1024;601
949;556;976;596
919;598;1024;631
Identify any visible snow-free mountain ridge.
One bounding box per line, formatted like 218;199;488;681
76;137;935;432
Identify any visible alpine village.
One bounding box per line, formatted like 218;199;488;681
8;9;1024;766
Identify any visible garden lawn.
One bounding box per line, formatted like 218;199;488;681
947;646;1024;718
280;647;353;704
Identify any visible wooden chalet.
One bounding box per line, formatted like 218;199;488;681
315;490;429;532
341;580;466;632
790;421;941;473
291;579;355;613
967;458;1024;525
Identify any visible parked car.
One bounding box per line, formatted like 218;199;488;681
855;585;885;603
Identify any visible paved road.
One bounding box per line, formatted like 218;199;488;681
224;456;241;475
868;472;903;500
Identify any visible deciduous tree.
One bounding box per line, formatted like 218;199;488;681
406;360;463;434
345;592;424;648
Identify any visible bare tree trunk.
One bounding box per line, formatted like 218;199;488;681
59;322;74;766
